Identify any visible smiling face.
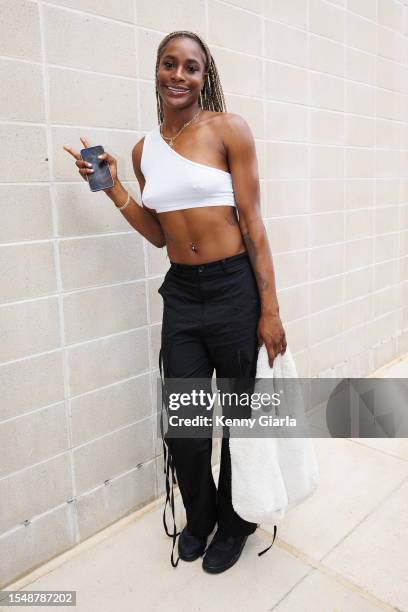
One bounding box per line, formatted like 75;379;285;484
156;36;208;108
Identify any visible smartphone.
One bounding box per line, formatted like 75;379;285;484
80;145;114;192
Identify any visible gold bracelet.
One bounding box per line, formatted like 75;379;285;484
116;191;131;211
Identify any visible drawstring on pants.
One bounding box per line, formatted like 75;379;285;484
257;524;278;557
159;347;181;568
159;344;277;566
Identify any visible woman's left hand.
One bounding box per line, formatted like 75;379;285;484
257;312;287;368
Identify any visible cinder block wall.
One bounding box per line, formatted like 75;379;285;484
1;0;407;587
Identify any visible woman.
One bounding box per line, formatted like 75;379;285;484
64;30;286;574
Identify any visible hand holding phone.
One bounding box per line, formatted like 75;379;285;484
63;137;118;193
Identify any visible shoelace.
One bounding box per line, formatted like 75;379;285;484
159;347;181;568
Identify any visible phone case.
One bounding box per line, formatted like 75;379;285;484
80;145;114;192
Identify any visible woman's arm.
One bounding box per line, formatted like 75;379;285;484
222;113;286;365
105;138;166;248
223;114;279;316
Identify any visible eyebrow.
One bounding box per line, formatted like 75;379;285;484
162;54;201;65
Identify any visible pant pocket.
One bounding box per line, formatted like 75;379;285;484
158;273;170;297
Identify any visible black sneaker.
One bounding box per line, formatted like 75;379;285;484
202;530;249;574
178;526;208;562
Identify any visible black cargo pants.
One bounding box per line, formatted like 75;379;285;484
158;251;261;566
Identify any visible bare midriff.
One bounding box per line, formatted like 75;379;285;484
157;204;246;264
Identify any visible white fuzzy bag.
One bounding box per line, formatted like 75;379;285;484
229;345;320;526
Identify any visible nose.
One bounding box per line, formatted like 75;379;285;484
173;65;186;81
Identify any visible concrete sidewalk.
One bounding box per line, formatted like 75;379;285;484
3;355;408;612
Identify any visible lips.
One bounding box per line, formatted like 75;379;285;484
167;86;190;91
166;85;191;96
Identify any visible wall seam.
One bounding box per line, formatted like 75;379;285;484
37;0;79;545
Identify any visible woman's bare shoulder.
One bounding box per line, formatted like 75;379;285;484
202;110;245;125
203;111;250;138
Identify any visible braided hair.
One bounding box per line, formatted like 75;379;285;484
155;30;227;124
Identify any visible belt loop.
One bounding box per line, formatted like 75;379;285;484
221;258;228;272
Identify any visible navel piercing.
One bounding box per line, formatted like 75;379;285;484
190;242;198;252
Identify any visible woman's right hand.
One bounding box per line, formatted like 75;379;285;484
63;136;119;191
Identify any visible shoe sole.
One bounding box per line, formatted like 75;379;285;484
202;537;248;574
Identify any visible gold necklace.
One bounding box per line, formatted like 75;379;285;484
160;109;201;148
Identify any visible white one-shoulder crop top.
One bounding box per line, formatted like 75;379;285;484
140;124;237;213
